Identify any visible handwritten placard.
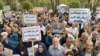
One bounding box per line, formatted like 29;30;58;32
22;26;41;42
23;14;37;24
69;8;90;24
51;22;65;33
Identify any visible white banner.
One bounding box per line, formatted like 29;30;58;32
23;14;37;24
22;26;41;42
69;8;90;24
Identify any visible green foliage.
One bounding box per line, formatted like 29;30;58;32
10;2;16;11
0;1;4;9
68;1;80;8
1;0;100;11
22;2;33;10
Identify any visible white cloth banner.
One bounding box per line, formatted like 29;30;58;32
69;8;90;24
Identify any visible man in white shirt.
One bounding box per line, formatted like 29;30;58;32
63;37;74;52
69;23;78;37
49;37;65;56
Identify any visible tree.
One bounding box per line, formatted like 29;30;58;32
0;1;4;9
10;2;16;11
10;1;22;11
50;0;60;13
22;2;33;10
69;1;80;8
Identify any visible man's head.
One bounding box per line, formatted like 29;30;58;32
5;27;12;34
71;23;76;28
1;32;8;40
64;28;69;34
52;37;59;48
92;31;98;39
66;37;73;48
3;49;13;56
81;32;88;41
85;40;93;53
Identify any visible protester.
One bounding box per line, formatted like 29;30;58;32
69;23;78;38
79;40;98;56
65;51;74;56
89;31;99;46
78;32;89;48
3;48;13;56
95;40;100;52
0;32;9;48
35;43;51;56
0;7;100;56
49;37;65;56
45;31;53;48
0;42;12;56
63;37;74;52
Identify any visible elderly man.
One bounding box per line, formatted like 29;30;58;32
79;32;89;48
79;40;98;56
95;40;100;53
49;37;65;56
88;31;99;47
60;28;75;45
63;37;74;52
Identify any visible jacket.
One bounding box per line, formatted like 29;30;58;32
79;48;98;56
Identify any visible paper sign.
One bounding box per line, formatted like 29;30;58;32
4;12;12;18
51;22;65;33
22;26;41;42
3;5;11;11
23;14;37;24
69;8;90;24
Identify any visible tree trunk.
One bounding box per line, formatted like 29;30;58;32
50;0;55;13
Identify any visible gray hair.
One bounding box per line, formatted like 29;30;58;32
3;48;13;56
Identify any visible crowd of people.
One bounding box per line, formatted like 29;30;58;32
0;10;100;56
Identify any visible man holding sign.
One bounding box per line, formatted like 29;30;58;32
22;26;41;56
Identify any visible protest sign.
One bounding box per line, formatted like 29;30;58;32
68;8;90;24
22;26;41;42
4;11;12;18
3;5;11;11
51;22;65;33
23;14;37;24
